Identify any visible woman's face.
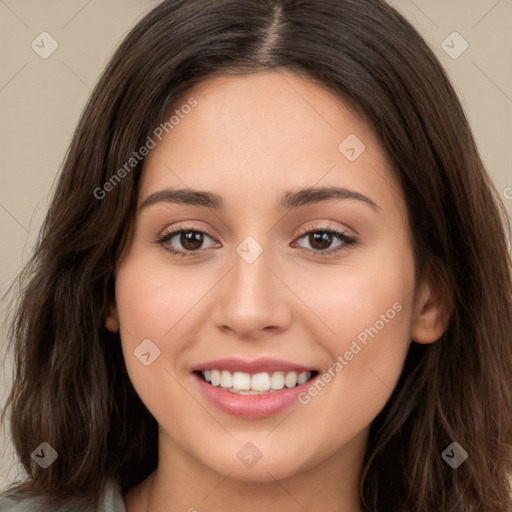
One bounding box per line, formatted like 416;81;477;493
110;70;434;484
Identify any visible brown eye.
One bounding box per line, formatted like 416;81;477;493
294;228;356;254
179;231;205;251
157;227;218;256
307;232;334;250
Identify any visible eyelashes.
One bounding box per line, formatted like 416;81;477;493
156;226;219;257
292;226;357;256
155;223;357;259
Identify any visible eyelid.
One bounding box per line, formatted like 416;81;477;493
294;221;356;239
157;222;219;252
158;222;217;241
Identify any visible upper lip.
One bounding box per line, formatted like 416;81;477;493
191;357;317;374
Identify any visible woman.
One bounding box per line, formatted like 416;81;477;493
1;0;511;510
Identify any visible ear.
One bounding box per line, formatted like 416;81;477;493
411;271;453;344
105;303;119;333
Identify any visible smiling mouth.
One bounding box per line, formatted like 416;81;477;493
194;369;319;395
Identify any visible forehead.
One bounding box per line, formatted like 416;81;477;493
140;70;400;212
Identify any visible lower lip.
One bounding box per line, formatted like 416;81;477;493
192;372;317;419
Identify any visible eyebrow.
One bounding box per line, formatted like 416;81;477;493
140;186;380;212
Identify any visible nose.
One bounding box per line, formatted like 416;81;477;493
210;240;293;340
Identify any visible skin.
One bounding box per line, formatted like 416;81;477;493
107;70;450;512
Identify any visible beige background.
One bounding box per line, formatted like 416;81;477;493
1;0;511;490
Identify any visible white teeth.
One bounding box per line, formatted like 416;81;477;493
220;370;232;388
232;371;251;390
297;372;309;385
210;370;221;386
270;371;285;390
200;369;313;393
251;372;270;391
284;371;298;388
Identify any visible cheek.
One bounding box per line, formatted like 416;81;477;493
114;259;204;431
291;292;412;473
115;246;203;343
293;245;415;409
113;251;188;385
311;277;412;388
294;248;415;352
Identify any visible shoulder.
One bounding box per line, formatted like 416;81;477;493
0;479;126;512
101;478;127;512
0;494;49;512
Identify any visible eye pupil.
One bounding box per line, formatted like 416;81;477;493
181;231;203;250
310;232;332;250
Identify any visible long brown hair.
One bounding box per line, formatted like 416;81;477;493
2;0;511;510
